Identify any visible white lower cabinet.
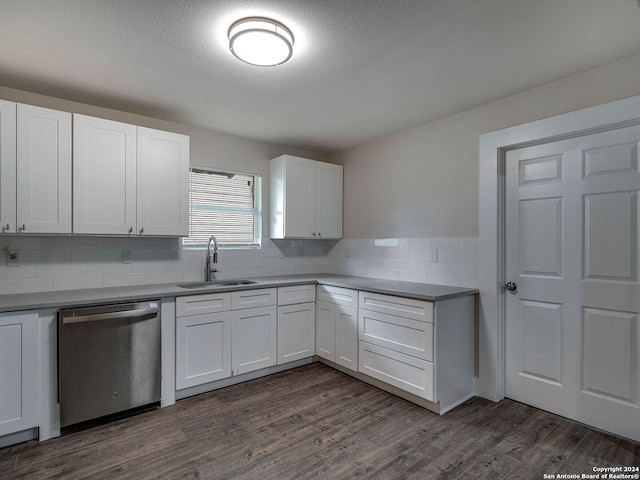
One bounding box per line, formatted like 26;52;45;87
176;289;278;389
277;302;315;364
315;285;358;371
175;311;232;390
0;311;40;438
358;290;475;413
232;306;277;375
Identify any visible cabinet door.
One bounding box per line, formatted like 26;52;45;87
16;104;72;234
0;100;16;233
175;312;231;389
137;127;189;236
284;156;316;238
335;305;358;371
232;306;277;375
315;301;336;362
73;114;137;235
277;302;315;364
315;161;343;239
0;311;39;437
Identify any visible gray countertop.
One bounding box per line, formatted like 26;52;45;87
0;274;478;313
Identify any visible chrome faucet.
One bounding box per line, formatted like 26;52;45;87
205;235;219;281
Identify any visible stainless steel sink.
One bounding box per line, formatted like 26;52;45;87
177;280;257;289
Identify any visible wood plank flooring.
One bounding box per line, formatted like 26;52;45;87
1;363;638;479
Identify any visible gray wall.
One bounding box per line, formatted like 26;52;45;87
333;53;640;239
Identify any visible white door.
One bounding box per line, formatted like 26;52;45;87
137;127;189;236
16;104;72;234
73;114;137;235
0;100;16;233
505;125;640;442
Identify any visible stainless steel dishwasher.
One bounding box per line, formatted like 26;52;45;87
58;301;161;428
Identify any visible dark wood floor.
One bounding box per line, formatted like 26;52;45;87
1;363;638;480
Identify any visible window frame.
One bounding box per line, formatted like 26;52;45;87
182;165;262;250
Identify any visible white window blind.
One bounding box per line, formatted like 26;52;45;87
183;168;262;247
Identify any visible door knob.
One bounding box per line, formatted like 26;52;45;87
505;281;517;292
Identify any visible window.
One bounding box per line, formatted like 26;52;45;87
182;167;262;248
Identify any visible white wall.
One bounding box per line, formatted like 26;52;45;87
334;53;640;239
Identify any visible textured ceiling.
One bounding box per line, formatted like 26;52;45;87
0;0;639;152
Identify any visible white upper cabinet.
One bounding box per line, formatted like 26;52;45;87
73;116;189;236
14;104;72;234
73;114;137;235
0;100;16;234
315;161;343;239
270;155;343;239
136;127;189;236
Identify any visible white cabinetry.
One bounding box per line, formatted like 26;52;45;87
136;127;189;236
0;102;72;234
175;293;232;389
0;100;16;234
315;285;358;371
73;115;136;235
0;311;39;438
73;115;189;236
358;291;475;414
176;288;278;389
231;288;277;375
277;285;316;364
270;155;343;239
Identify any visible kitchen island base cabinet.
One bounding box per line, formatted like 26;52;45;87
0;311;39;440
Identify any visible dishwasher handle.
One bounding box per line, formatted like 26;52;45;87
62;304;159;325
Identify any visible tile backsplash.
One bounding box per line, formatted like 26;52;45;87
0;236;478;295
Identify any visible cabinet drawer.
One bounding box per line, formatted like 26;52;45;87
176;293;231;317
231;288;277;310
277;284;316;305
358;309;433;361
359;342;434;401
317;285;357;307
359;291;433;323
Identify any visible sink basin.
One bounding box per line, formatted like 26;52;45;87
177;280;257;289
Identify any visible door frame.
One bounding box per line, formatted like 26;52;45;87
477;94;640;402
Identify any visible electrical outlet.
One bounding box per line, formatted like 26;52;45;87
121;250;132;264
428;249;438;262
7;248;21;267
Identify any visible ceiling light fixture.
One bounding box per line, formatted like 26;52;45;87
228;17;294;67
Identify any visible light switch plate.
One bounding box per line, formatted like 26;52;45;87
121;250;132;264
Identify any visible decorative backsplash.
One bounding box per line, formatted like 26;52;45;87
0;236;478;294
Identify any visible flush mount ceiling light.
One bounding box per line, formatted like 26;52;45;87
228;17;294;67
